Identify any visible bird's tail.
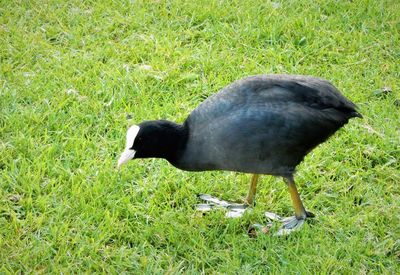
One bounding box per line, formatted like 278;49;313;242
350;111;363;118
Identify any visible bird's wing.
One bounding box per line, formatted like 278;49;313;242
187;75;360;127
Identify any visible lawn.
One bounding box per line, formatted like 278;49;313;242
1;0;399;273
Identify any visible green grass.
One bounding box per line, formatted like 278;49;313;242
1;0;399;273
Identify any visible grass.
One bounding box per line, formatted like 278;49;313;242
1;0;399;273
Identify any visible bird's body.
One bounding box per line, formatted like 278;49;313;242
173;75;360;175
118;74;361;235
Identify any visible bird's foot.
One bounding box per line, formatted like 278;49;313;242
265;211;314;236
196;194;250;218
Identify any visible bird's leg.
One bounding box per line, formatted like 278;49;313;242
286;176;307;220
245;174;259;205
196;174;260;218
265;175;314;236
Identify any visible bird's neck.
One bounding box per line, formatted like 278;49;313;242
153;120;189;163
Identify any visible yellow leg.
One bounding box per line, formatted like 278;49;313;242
245;174;259;205
284;176;307;219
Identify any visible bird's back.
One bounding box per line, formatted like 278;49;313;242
176;75;360;175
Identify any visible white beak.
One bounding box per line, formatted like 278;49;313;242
117;149;136;168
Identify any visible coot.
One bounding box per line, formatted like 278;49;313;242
118;74;361;235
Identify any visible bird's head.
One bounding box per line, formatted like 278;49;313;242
117;120;186;168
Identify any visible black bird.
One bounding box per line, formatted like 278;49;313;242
118;74;361;235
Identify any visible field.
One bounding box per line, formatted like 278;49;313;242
1;0;399;273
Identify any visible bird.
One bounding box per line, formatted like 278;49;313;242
118;74;361;235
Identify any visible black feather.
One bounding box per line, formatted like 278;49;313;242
130;74;361;176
